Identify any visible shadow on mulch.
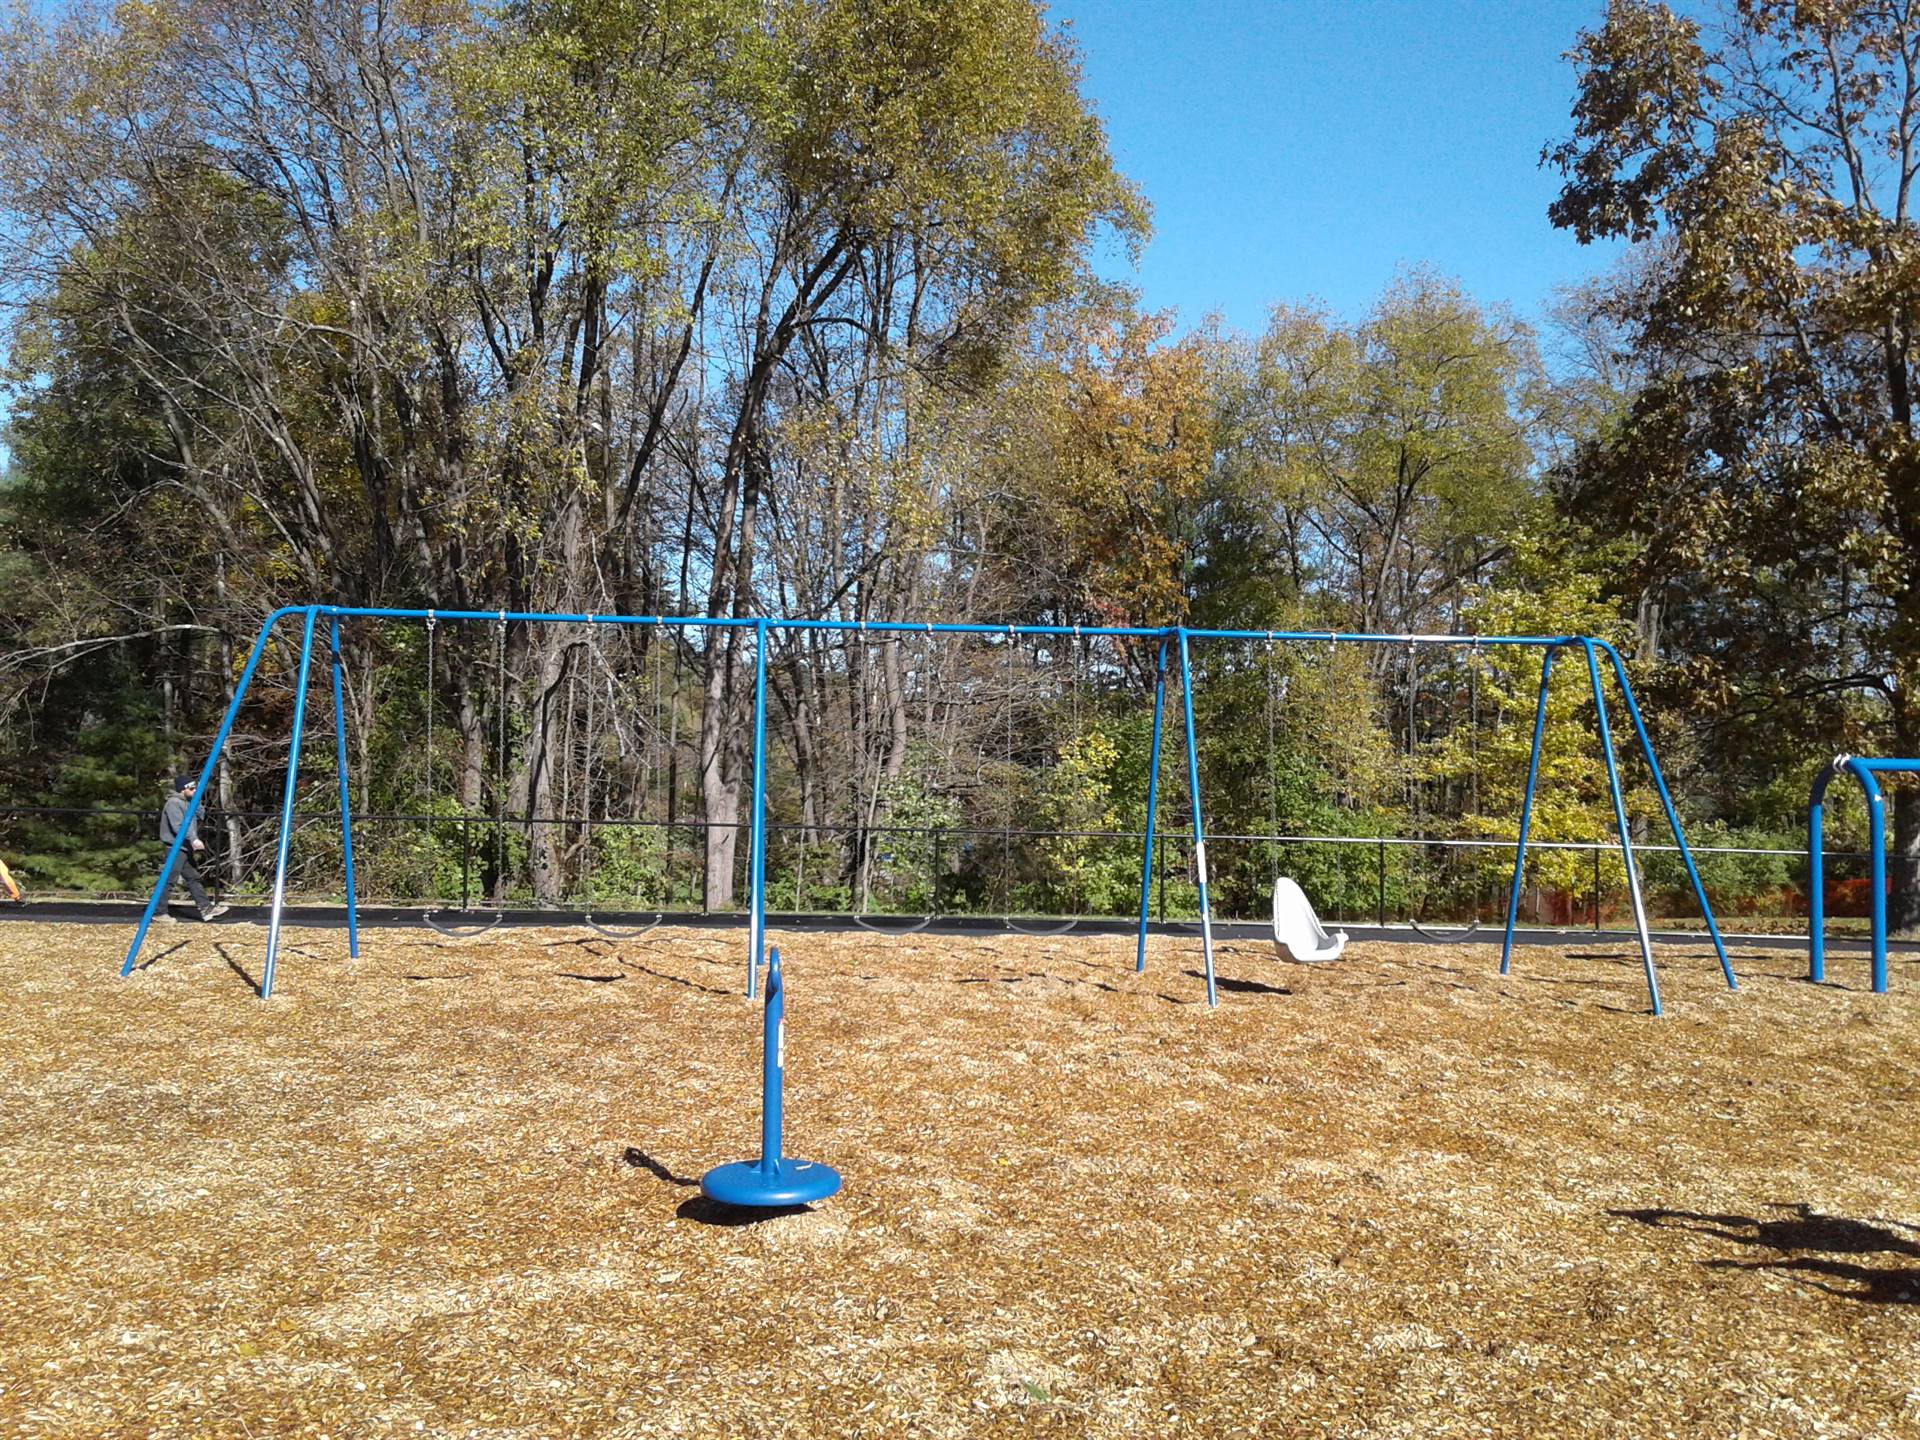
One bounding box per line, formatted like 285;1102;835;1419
212;942;262;996
611;959;735;997
131;940;190;972
622;1146;697;1188
674;1194;815;1227
953;971;1122;996
557;971;625;983
1613;1203;1920;1306
1184;969;1290;997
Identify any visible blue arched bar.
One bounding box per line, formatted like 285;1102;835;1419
1808;754;1920;993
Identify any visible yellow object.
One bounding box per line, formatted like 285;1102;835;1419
0;856;21;904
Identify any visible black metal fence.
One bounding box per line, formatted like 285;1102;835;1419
0;803;1869;933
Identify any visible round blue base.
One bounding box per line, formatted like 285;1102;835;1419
700;1158;842;1208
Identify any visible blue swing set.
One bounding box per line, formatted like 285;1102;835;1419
117;605;1737;1013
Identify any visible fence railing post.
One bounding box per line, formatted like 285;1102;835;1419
1377;839;1387;926
1593;846;1602;932
1157;831;1166;922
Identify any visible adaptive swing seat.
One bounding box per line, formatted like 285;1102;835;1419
1271;876;1347;964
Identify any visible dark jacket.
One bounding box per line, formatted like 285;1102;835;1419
160;793;200;849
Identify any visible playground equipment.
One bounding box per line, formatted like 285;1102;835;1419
1405;641;1484;941
417;613;504;939
576;619;664;941
1808;754;1920;993
1492;638;1737;1017
998;630;1082;937
848;623;941;936
1271;876;1347;962
117;607;1736;1014
700;946;841;1208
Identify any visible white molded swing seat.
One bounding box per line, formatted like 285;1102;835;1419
1271;876;1348;964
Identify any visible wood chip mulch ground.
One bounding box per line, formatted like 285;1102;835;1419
1;920;1917;1438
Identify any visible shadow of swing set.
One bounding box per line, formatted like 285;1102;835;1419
112;605;1760;1208
118;605;1741;1016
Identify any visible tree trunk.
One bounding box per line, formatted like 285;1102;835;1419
698;626;745;911
522;630;573;905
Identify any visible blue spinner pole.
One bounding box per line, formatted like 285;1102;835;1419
1175;628;1218;1007
1135;633;1171;973
747;618;770;999
329;616;360;959
262;607;321;999
1500;645;1558;976
1597;643;1734;989
700;946;842;1208
120;608;300;978
1808;780;1828;984
1582;640;1661;1016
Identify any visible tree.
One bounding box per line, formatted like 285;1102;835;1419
1193;272;1544;640
0;0;1140;912
1546;0;1920;926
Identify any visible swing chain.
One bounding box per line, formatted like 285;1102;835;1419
422;611;436;807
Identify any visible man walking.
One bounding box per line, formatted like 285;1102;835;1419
161;775;229;921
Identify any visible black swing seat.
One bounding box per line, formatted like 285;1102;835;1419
1409;918;1482;941
853;913;936;935
1003;915;1080;936
582;913;663;941
422;909;505;938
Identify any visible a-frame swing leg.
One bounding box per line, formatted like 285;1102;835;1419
121;609;293;980
1175;628;1218;1007
1135;634;1170;974
1598;644;1736;990
1501;646;1557;977
330;616;360;959
1582;640;1661;1016
263;607;321;999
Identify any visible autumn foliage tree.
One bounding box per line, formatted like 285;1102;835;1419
1547;0;1920;925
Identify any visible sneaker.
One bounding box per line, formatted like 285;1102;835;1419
155;913;178;925
200;903;231;921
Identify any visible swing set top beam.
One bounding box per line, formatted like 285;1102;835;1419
297;604;1589;650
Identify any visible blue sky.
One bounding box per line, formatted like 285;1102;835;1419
1050;0;1627;334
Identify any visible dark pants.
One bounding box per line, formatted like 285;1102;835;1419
166;851;213;915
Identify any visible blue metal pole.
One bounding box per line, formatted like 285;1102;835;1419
1501;647;1557;976
1866;766;1888;994
1843;757;1920;992
305;605;1169;641
1183;627;1571;649
1582;640;1661;1016
748;618;770;999
699;946;842;1207
304;605;1595;649
1808;789;1826;983
1136;634;1170;973
329;617;360;959
761;945;783;1166
120;608;301;978
1175;628;1217;1007
262;607;321;1000
1597;643;1735;989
